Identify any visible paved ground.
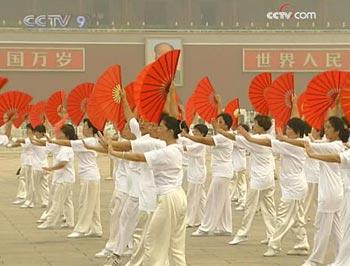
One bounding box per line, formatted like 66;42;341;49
0;150;334;266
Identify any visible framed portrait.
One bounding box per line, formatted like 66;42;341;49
145;38;183;86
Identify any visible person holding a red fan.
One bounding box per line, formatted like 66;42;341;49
304;141;350;266
278;116;349;266
182;112;234;237
48;119;103;238
107;115;187;266
216;115;276;246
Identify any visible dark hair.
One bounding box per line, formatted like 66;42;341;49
180;121;190;133
83;118;99;135
239;124;250;132
34;125;46;134
61;124;78;140
303;121;312;135
161;115;181;139
254;115;272;131
328;116;350;143
217;113;233;129
287;118;305;138
194;124;209;137
342;116;350;129
25;123;33;130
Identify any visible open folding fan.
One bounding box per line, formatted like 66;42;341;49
225;98;240;128
248;72;271;115
303;70;349;130
124;82;136;110
0;91;32;127
266;72;294;129
133;64;152;110
297;92;307;118
185;96;196;126
29;101;46;128
93;64;125;126
67;82;94;126
138;50;181;123
340;75;350;123
86;94;107;131
0;76;8;90
14;104;32;128
46;90;65;126
192;77;218;123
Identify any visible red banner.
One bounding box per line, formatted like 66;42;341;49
243;48;350;72
0;47;85;71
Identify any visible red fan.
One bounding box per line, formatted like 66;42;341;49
0;91;32;127
225;98;240;128
138;50;181;123
297;92;307;118
67;82;94;126
29;101;46;128
93;64;124;126
124;82;136;110
303;70;349;130
340;76;350;123
86;94;107;131
185;96;196;126
266;72;294;129
53;114;69;134
14;104;32;128
0;76;8;90
192;77;218;123
248;72;271;115
46;90;65;126
133;64;152;111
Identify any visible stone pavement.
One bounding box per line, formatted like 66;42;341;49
0;151;334;266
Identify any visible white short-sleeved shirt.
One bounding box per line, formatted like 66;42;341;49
177;136;190;166
310;141;345;212
236;134;275;190
46;142;61;183
31;138;48;171
211;134;234;178
132;134;166;212
303;137;321;183
129;118;142;139
54;146;75;184
340;149;350;191
145;143;183;195
111;155;130;194
271;139;308;200
185;141;207;184
232;141;247;172
70;137;101;181
0;135;9;147
20;138;33;166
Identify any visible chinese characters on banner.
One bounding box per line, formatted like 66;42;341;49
0;47;85;71
243;48;350;72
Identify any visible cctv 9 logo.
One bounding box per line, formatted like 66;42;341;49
23;14;89;28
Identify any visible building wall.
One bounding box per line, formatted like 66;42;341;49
1;30;350;109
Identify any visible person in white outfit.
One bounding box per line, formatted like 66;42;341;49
183;123;208;228
37;124;77;229
282;116;349;266
305;139;350;266
0;116;13;147
182;113;234;236
217;115;276;245
108;115;187;266
51;119;103;238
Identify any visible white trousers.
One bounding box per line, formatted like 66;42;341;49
39;181;56;221
230;170;247;205
45;182;74;227
186;182;206;227
32;170;49;206
199;176;232;233
105;190;128;252
330;190;350;266
268;198;308;250
236;186;276;239
16;167;26;199
73;180;102;235
143;188;187;266
23;165;34;205
112;196;139;255
303;182;318;220
307;211;341;264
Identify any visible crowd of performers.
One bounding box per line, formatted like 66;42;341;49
1;88;350;266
